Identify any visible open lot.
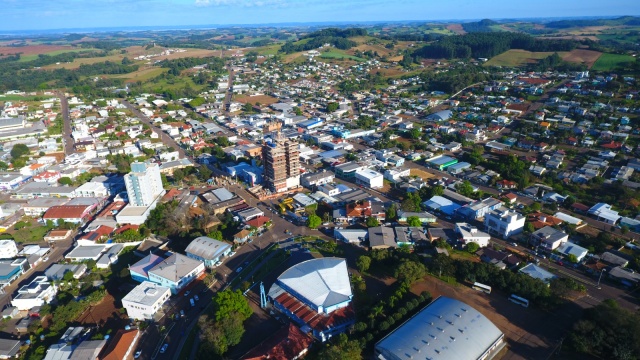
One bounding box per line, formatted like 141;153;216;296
411;277;581;360
234;94;279;105
591;53;636;71
77;293;129;329
319;49;366;62
106;67;168;82
0;44;78;56
410;167;437;180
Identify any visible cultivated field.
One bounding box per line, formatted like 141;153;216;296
561;49;603;68
591;53;636;71
485;50;559;67
369;67;406;77
0;44;76;56
486;48;603;68
446;24;466;35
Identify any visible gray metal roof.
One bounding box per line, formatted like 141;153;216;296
185;236;231;260
211;188;234;202
376;296;504;360
149;253;203;282
368;226;397;248
69;340;106;360
65;245;106;259
276;258;352;309
0;338;20;358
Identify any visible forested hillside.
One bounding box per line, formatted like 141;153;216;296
413;32;577;59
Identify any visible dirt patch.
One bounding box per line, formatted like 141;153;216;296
410;168;436;180
446;24;466;35
561;49;602;68
0;45;72;56
234;94;279;106
77;293;128;329
411;277;581;360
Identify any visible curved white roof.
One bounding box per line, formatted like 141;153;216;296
185;236;231;260
376;296;504;360
277;257;352;309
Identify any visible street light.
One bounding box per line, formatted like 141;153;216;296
596;268;607;289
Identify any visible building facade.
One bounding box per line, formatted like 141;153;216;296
124;162;163;207
484;207;526;239
262;135;300;193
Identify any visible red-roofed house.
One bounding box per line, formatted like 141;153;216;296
246;216;271;229
33;171;61;184
572;203;590;213
79;225;114;242
100;329;140;360
496;179;517;190
601;141;622;150
502;193;517;204
43;205;93;224
241;323;313;360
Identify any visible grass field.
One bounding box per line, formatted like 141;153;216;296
0;94;48;101
255;44;281;56
591;53;636;71
105;67;168;82
319;50;366;62
18;48;98;62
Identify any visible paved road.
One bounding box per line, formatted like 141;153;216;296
223;65;234;115
55;91;73;155
121;100;189;160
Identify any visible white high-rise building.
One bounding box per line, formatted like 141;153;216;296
0;240;18;259
484;207;526;239
124;162;163;207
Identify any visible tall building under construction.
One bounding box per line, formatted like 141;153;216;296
262;134;300;193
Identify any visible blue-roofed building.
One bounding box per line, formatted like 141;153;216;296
423;195;461;215
298;118;324;129
185;236;232;268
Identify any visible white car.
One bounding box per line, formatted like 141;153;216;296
236;267;243;273
134;351;142;359
160;344;168;353
228;251;236;257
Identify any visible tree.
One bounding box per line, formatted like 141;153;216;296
394;260;426;284
198;166;212;181
326;102;339;112
172;169;185;183
531;202;542;212
10;144;29;159
366;217;379;228
407;216;422;227
307;214;322;229
567;254;578;263
212;289;253;322
524;222;535;233
455;180;475;197
293;106;303;116
465;242;480;253
385;203;398;221
356;255;371;273
409;128;422;139
318;334;362;360
58;177;73;186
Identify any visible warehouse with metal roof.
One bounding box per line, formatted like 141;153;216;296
375;296;505;360
185;236;232;268
267;258;356;341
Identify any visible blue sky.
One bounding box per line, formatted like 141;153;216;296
0;0;639;31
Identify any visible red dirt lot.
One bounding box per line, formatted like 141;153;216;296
77;293;129;329
447;24;466;35
411;277;582;360
0;45;72;56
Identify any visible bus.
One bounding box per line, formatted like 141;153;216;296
508;294;529;308
472;282;492;294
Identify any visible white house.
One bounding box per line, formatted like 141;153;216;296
530;226;569;251
122;281;171;321
484;207;525;239
11;276;58;311
454;223;491;248
354;169;384;189
129;253;205;294
0;240;18;259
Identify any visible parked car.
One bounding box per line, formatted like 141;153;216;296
228;251;236;257
184;291;190;297
134;351;142;359
236;267;243;273
189;298;195;307
194;295;199;302
160;344;168;353
180;310;184;317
